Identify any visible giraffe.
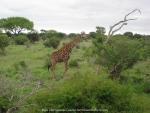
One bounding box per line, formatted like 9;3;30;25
48;32;88;79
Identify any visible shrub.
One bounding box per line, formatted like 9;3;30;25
133;34;143;39
14;35;28;45
68;33;77;38
139;39;150;60
43;37;60;49
0;97;10;112
6;31;12;37
40;30;66;40
25;74;150;113
123;32;133;38
0;34;9;54
27;31;40;43
69;59;79;67
122;59;150;94
92;35;146;79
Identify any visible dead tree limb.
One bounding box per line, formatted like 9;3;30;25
105;9;141;44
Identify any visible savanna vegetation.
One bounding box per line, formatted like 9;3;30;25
0;11;150;113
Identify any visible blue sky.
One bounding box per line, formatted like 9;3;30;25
0;0;149;34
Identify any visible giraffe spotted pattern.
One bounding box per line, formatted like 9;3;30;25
48;32;88;79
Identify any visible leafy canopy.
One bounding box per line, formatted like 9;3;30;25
0;17;33;35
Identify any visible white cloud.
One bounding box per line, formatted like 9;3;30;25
0;0;149;34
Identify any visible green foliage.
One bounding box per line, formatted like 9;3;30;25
0;97;10;111
100;37;143;77
14;35;28;45
0;34;9;54
14;60;28;71
94;26;106;43
124;32;133;38
40;30;66;40
122;59;150;93
0;32;149;113
6;31;12;37
27;31;40;43
43;37;60;49
25;74;150;113
139;39;150;59
0;17;33;35
0;75;17;112
91;33;150;78
96;26;106;34
133;33;143;39
89;32;96;38
68;33;77;38
69;59;79;67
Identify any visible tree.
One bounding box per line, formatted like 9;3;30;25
133;33;143;39
105;37;142;78
88;9;142;78
68;33;77;38
27;30;40;43
96;26;106;34
14;35;28;45
93;26;106;44
40;29;66;40
0;34;9;54
0;17;33;35
124;32;133;38
89;32;96;38
86;26;106;74
43;37;60;49
95;36;145;79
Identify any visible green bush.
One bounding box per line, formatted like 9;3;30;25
122;59;150;94
69;59;79;67
92;35;147;79
24;74;150;113
139;39;150;60
43;37;60;49
0;97;10;112
40;30;66;40
123;32;133;38
14;35;28;45
27;31;40;43
0;34;9;54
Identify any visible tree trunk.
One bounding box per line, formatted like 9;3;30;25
109;64;122;79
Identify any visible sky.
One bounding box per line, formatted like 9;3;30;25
0;0;149;34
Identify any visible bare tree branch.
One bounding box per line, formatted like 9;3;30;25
124;9;141;20
105;9;141;44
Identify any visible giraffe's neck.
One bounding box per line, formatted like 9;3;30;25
63;36;81;53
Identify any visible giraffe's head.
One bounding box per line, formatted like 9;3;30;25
71;32;89;46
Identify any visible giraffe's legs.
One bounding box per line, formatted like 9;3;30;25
63;60;68;77
51;64;56;79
